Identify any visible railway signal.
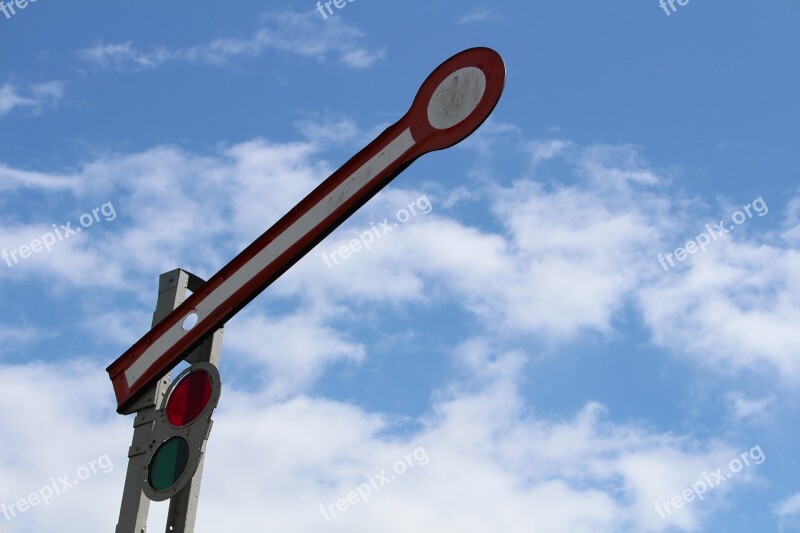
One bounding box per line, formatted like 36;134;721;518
107;47;506;414
112;47;506;533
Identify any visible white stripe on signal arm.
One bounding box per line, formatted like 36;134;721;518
124;128;417;386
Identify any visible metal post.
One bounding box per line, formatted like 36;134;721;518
164;274;223;533
115;269;223;533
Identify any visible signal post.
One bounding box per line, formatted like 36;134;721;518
116;269;223;533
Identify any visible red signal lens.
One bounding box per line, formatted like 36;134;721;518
166;370;213;427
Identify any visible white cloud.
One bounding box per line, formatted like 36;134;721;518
529;138;572;164
0;164;78;192
725;391;774;421
77;41;173;70
0;140;318;291
79;11;384;72
0;216;126;289
0;81;64;119
458;7;502;24
224;311;365;399
776;493;800;515
0;361;130;531
639;235;800;380
80;307;153;346
774;492;800;531
0;343;757;532
0;84;32;115
277;142;672;339
486;174;664;335
296;117;361;147
0;324;39;347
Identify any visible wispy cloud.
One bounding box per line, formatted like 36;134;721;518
225;311;365;399
0;163;79;192
774;492;800;530
529;138;572;165
458;6;502;24
726;392;774;421
77;42;173;70
0;324;39;347
78;11;385;72
0;81;64;119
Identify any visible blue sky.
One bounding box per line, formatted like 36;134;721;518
2;1;800;531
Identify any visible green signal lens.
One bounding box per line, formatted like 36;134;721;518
148;437;190;492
